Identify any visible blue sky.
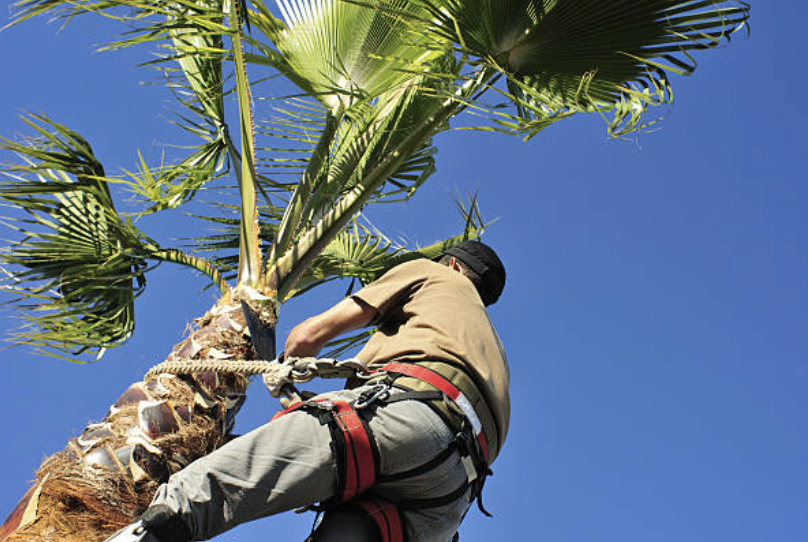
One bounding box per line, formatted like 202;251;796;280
1;3;806;542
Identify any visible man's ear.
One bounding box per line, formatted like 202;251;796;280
449;257;462;272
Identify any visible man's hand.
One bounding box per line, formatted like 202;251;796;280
284;297;377;358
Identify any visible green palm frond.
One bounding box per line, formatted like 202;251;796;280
413;0;750;137
0;115;227;359
165;1;228;124
131;1;234;212
321;89;443;210
9;0;236;213
9;0;212;29
296;55;461;226
264;71;458;299
289;191;487;299
182;202;284;284
254;82;439;282
309;221;406;286
123;139;230;213
0;116;155;359
255;97;329;180
368;143;437;203
250;0;445;108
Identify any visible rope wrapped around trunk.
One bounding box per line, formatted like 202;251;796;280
146;357;376;399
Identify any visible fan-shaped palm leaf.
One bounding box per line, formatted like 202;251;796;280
10;0;238;212
250;0;444;108
0;117;150;359
415;0;750;137
0;115;227;359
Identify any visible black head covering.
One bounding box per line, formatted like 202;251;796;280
441;240;506;306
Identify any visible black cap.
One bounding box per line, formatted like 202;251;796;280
442;240;506;306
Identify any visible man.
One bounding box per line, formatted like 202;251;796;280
108;240;509;542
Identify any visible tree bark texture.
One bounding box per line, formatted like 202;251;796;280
0;299;262;542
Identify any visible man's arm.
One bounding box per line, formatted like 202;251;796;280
284;297;377;358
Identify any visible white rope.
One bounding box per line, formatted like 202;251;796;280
146;356;376;398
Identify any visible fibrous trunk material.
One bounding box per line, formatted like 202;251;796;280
0;299;260;542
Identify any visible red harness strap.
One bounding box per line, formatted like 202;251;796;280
270;398;317;421
354;496;405;542
271;398;377;502
332;400;376;501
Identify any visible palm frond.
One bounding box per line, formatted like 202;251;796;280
9;0;218;30
9;1;238;212
298;62;454;224
413;0;750;137
263;69;460;299
0;115;229;359
181;202;284;285
255;97;329;179
133;2;235;212
0;116;156;359
123;139;230;213
288;191;487;299
161;1;228;125
250;0;445;108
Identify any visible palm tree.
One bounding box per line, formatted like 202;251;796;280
0;1;750;541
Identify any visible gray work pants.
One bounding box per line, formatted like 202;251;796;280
150;385;472;542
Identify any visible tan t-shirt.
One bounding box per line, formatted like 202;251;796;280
352;259;510;447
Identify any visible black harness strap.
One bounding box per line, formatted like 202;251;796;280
395;480;470;511
378;440;459;483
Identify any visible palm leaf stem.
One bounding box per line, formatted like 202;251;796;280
149;248;230;294
227;1;263;290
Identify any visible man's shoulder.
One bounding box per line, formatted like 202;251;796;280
385;257;442;277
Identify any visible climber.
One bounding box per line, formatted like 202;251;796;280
105;240;509;542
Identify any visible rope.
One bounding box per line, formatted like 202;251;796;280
146;358;279;378
145;356;378;399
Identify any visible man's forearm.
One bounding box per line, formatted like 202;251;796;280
284;297;377;358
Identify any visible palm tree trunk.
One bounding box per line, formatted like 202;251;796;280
0;298;266;542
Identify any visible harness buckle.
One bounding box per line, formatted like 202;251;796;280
461;454;478;482
455;431;479;483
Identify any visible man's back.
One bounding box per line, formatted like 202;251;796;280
352;259;510;453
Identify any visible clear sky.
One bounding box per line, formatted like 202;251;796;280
1;3;806;542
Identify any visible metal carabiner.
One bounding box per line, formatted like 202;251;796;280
353;383;390;409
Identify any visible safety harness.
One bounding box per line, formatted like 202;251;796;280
272;361;497;542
